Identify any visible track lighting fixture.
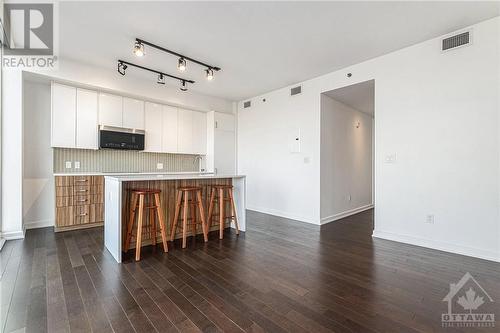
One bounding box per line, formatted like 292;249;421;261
180;80;188;92
117;62;127;76
133;38;221;80
177;58;187;72
205;68;214;81
157;73;165;85
133;40;145;57
117;60;194;89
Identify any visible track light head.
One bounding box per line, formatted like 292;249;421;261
205;68;214;81
177;58;187;72
157;73;165;85
133;40;145;57
117;62;127;76
180;80;188;92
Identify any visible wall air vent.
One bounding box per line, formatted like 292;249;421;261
243;101;251;108
442;31;471;51
290;86;302;96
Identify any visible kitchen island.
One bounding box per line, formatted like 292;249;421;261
104;173;246;262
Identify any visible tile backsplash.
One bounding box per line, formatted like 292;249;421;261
53;148;200;173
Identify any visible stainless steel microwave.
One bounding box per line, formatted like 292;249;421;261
99;126;145;150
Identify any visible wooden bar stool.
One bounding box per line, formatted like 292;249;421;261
207;185;240;239
124;189;168;261
170;186;208;249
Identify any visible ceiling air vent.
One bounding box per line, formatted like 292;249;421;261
442;31;471;51
290;85;302;96
243;101;251;108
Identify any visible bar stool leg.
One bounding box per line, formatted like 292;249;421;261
196;189;209;242
229;188;240;235
190;199;197;237
124;192;138;252
135;194;145;261
219;188;224;239
182;191;189;249
150;195;156;246
207;188;215;230
170;190;182;241
154;193;168;253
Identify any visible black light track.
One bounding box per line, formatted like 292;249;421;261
136;38;221;71
117;60;195;84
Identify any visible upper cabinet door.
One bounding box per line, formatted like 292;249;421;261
98;93;122;127
192;111;207;155
51;83;76;148
177;108;193;154
76;89;98;149
144;102;163;152
123;97;145;130
214;112;235;132
162;105;178;153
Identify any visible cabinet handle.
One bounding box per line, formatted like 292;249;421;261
76;179;88;182
76;189;88;192
78;213;88;216
77;199;87;202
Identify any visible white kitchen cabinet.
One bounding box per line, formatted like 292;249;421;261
76;89;98;149
178;109;207;155
192;111;207;155
214;112;235;132
162;105;178;153
123;97;145;130
177;108;193;154
214;130;235;174
144;102;163;152
51;83;76;148
99;93;122;127
206;111;235;174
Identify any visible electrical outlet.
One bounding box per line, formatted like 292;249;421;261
425;214;435;224
156;163;164;170
74;161;80;169
65;161;72;169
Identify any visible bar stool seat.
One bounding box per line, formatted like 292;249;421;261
207;184;240;239
170;186;208;248
124;188;168;261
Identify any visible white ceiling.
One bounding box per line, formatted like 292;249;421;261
324;80;375;116
59;1;499;101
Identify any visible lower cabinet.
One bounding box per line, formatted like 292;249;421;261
55;175;104;231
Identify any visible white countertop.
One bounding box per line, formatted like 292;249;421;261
53;171;211;177
104;173;246;182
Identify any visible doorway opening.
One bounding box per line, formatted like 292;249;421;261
320;79;374;226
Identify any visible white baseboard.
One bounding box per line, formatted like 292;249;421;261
372;230;500;263
24;219;54;230
0;238;5;251
2;230;25;240
246;206;320;225
320;204;374;225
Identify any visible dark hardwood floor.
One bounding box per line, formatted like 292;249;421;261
1;209;499;333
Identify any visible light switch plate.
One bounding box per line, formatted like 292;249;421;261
157;163;164;170
74;161;80;169
65;161;72;169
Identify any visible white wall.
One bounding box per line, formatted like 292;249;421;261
1;58;234;238
1;70;24;239
23;81;54;229
320;95;373;223
238;17;500;261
